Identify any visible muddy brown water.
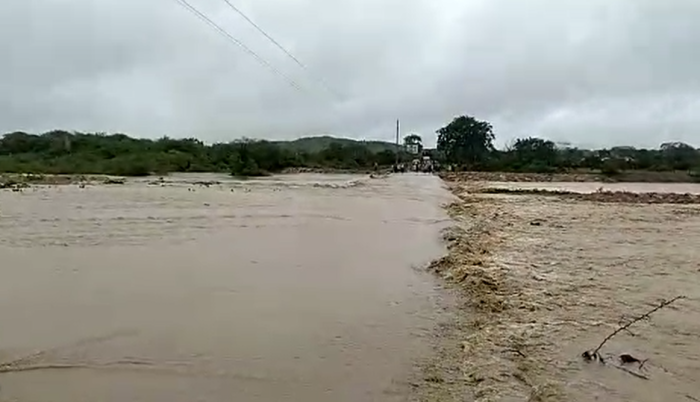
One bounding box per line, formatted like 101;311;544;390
483;181;700;194
443;181;700;402
0;173;453;402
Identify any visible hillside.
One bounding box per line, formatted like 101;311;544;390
275;136;398;153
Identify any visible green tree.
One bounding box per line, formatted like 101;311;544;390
436;115;494;167
403;134;422;145
660;142;699;170
0;131;409;177
556;146;586;169
230;140;266;177
403;134;423;154
375;149;397;166
510;137;558;171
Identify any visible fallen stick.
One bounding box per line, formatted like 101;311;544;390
582;295;686;363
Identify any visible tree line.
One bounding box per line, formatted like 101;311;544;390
436;115;700;175
1;117;699;177
0;130;400;177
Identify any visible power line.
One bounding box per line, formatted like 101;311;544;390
218;0;340;98
173;0;307;93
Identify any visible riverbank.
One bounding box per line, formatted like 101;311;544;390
0;170;388;189
0;173;127;188
418;178;700;401
441;170;700;183
4;167;699;189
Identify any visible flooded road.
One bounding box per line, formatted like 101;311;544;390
0;173;452;402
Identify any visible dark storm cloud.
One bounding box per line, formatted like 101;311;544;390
2;0;699;147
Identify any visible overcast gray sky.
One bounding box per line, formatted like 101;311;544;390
2;0;699;148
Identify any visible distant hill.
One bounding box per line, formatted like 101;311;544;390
274;136;398;153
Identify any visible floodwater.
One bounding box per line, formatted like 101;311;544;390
0;173;452;402
441;181;700;401
483;181;700;194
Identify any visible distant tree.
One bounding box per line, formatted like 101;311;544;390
511;137;558;171
0;131;407;176
609;146;637;159
403;133;423;154
436;115;494;167
230;140;266;177
403;134;422;146
660;142;699;170
4;125;700;177
556;146;586;169
375;149;397;166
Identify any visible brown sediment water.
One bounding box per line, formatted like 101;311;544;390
479;181;700;194
430;180;700;402
0;173;453;402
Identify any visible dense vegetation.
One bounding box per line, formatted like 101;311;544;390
1;115;699;178
435;115;700;177
0;131;402;177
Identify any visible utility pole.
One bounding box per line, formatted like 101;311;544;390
395;119;400;167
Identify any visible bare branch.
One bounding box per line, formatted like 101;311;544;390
591;296;685;357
